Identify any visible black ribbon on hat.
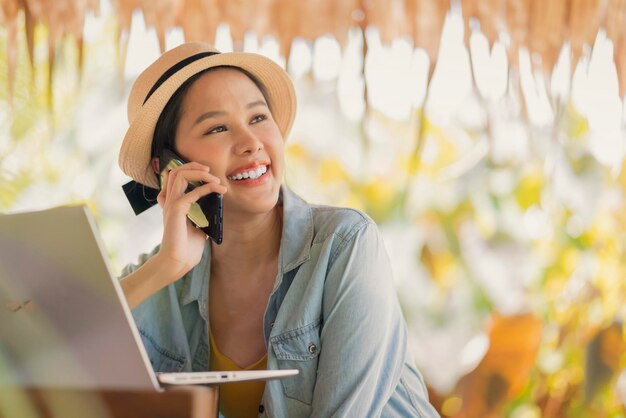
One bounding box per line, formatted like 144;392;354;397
122;50;221;215
143;51;220;104
122;182;159;215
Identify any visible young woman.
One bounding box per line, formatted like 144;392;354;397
118;42;438;418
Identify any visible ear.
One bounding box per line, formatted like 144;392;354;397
151;157;160;174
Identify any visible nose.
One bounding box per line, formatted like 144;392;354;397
233;125;263;155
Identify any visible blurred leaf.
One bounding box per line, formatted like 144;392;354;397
515;172;543;210
361;178;399;221
455;314;543;418
319;157;350;184
564;103;589;140
584;322;626;402
0;170;33;209
285;143;308;162
420;244;457;287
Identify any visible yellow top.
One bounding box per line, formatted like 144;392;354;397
209;328;268;418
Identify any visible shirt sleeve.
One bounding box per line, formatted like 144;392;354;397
117;245;196;373
310;220;432;417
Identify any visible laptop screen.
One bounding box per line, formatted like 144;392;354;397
0;205;159;390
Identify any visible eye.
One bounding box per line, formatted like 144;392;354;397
204;125;227;135
250;114;267;124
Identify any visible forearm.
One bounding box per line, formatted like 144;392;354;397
119;252;180;309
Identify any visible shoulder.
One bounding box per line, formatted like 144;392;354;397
309;203;376;246
280;186;384;268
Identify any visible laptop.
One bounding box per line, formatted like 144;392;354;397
0;204;297;390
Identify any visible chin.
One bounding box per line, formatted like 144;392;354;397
225;188;280;216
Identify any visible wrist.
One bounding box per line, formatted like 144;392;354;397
151;249;193;285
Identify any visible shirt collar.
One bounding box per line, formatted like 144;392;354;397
278;185;313;274
180;185;312;305
180;242;211;307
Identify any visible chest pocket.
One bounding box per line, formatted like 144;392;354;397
139;328;187;373
270;319;321;405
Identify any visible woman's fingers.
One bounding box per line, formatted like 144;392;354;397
164;162;216;185
178;161;211;173
158;165;226;213
156;169;169;207
159;165;222;201
181;182;227;205
167;167;221;192
154;162;224;276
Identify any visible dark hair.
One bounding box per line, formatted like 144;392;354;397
151;66;271;179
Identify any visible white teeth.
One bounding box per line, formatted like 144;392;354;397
228;165;268;181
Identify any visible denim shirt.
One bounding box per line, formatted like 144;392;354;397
122;186;439;418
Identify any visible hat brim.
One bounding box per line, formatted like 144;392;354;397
119;52;296;189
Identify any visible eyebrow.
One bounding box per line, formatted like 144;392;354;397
246;100;268;110
193;100;269;126
193;110;225;126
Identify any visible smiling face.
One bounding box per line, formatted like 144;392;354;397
173;68;284;218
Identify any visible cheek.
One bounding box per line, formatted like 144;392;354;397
265;125;285;156
177;142;230;177
267;140;285;170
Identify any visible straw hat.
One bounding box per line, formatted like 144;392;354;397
118;42;297;189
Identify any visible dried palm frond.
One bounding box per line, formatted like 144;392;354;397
529;0;568;76
111;0;142;83
504;0;531;67
408;0;450;80
1;0;20;105
23;0;46;70
4;0;625;105
476;0;503;48
177;0;221;45
461;0;478;47
615;34;626;97
568;0;605;75
220;0;262;47
363;0;410;44
271;0;299;59
603;0;626;96
112;0;142;34
603;0;626;40
332;0;360;47
141;0;183;53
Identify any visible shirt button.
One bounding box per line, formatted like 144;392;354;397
308;343;317;354
258;404;265;413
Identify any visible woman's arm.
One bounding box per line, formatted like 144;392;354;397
119;251;183;309
120;162;226;309
311;221;435;417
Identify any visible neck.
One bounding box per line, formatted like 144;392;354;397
210;206;282;281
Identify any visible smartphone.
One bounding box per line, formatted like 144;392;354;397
159;148;223;244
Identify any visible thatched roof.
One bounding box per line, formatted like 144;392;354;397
1;0;625;103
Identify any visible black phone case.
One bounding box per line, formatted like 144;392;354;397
198;192;223;244
160;149;223;245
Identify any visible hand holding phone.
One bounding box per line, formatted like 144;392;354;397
159;149;224;244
